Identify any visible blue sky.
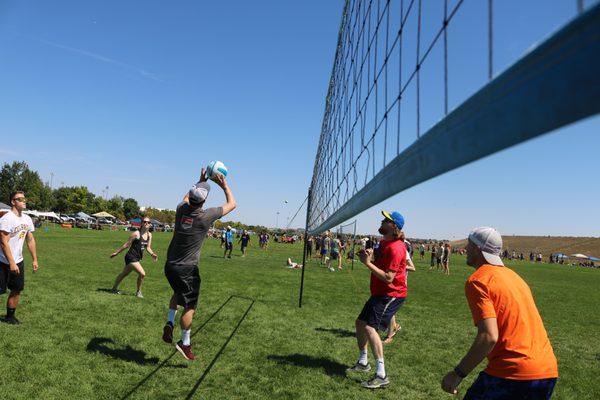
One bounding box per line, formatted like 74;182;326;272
0;0;598;239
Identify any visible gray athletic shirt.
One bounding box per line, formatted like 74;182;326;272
166;202;223;266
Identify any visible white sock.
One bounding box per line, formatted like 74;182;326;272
182;329;191;346
376;358;385;378
167;309;177;325
358;349;368;365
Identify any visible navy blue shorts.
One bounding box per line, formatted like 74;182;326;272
358;296;405;332
464;372;557;400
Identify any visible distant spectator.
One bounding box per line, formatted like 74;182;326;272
285;257;302;269
223;226;233;259
442;243;451;275
238;230;250;257
436;243;443;270
326;235;342;272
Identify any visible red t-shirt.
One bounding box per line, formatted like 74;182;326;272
370;239;407;297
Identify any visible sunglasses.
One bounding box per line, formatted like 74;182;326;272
13;197;27;202
143;221;151;224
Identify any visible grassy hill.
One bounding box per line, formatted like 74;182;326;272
451;236;600;257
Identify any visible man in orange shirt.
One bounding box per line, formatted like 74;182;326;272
441;227;558;399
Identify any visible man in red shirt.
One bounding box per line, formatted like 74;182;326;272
347;210;407;389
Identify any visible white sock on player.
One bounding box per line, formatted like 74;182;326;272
376;358;386;377
358;349;368;365
182;329;191;346
167;309;177;325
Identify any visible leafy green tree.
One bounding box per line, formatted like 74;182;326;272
105;196;124;219
52;186;96;213
88;196;107;215
0;161;53;210
143;207;176;225
122;198;140;220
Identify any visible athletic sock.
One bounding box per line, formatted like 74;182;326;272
358;349;368;365
167;309;177;325
182;329;191;346
376;358;386;378
6;307;15;318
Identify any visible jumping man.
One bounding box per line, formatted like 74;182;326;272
162;168;236;361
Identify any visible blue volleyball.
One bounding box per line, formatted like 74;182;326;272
206;160;228;180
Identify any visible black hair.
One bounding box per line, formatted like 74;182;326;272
9;190;25;203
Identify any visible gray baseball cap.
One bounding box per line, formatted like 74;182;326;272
468;227;504;266
188;182;210;205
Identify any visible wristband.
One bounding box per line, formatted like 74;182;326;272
454;366;467;379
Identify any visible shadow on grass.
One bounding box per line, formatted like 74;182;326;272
315;327;355;338
120;295;255;400
87;337;160;365
96;288;116;293
267;354;347;377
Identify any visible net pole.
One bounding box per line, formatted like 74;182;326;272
298;187;312;308
351;220;357;271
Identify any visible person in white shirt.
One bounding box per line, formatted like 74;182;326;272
0;191;39;325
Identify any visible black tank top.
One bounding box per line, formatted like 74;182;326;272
125;231;149;261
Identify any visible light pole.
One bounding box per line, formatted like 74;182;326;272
276;211;280;229
50;172;54;189
105;186;109;200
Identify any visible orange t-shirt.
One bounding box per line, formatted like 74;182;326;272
465;264;558;380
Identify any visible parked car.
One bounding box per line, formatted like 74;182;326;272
60;214;75;223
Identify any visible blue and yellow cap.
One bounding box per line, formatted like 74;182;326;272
382;210;404;230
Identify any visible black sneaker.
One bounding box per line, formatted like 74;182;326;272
2;316;21;325
162;322;174;344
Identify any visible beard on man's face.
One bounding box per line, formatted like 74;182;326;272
378;225;389;235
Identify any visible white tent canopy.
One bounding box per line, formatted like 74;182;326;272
570;253;589;259
24;210;60;219
92;211;116;219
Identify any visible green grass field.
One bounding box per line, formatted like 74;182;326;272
0;226;598;399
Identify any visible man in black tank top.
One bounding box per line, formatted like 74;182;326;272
162;168;237;361
110;218;158;298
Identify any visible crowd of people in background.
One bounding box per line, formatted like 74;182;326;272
198;225;600;271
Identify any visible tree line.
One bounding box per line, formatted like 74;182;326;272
0;161;140;220
1;161;292;232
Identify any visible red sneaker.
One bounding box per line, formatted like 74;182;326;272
175;340;195;361
162;322;173;344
